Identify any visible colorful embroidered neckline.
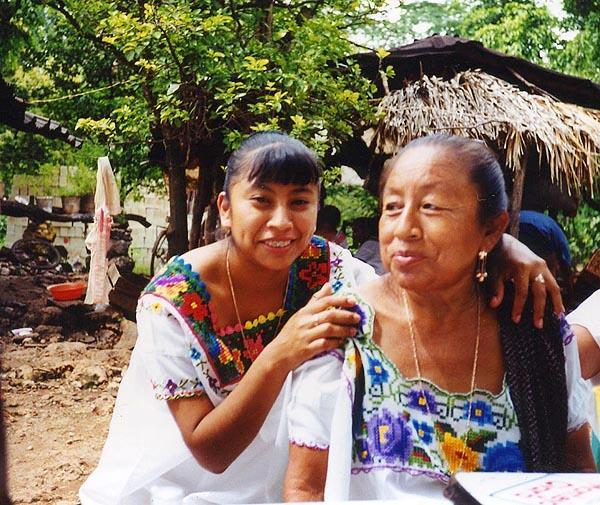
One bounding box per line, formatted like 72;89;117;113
142;236;330;387
348;324;524;480
364;337;509;400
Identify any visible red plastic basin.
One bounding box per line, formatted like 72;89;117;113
47;282;87;301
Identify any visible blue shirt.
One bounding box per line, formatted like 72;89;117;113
519;210;571;265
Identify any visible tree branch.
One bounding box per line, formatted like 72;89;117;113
48;0;136;72
47;0;158;110
228;0;243;40
155;21;187;81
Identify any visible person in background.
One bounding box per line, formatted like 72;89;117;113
568;289;600;466
283;134;594;502
316;204;349;248
519;209;574;308
351;216;384;275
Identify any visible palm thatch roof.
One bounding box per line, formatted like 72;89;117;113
369;70;600;198
353;35;600;109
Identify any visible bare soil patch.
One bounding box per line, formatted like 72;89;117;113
3;342;132;504
1;272;135;504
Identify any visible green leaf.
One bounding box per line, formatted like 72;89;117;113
375;47;390;59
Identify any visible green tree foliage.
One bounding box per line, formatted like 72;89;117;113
0;216;6;247
559;0;600;81
456;0;559;64
559;203;600;269
3;0;386;254
352;1;464;48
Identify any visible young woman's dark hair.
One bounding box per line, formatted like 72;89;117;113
379;134;508;224
223;131;322;195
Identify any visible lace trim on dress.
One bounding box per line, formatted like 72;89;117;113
350;464;448;483
290;439;329;451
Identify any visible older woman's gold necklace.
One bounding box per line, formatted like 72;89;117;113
225;243;289;343
401;288;481;476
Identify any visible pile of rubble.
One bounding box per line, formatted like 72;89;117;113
0;218;142;349
0;258;126;351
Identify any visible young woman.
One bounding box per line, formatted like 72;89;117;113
80;132;563;505
284;135;594;502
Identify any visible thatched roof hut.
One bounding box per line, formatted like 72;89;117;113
366;70;600;234
353;35;600;109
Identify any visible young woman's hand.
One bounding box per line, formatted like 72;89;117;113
490;234;564;328
266;283;360;372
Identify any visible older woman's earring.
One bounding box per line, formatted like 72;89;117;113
475;250;488;282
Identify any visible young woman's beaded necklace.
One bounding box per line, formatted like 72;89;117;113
401;287;481;476
225;242;289;344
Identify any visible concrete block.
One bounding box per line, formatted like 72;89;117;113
130;228;144;242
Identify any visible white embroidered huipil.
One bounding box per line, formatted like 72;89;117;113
288;297;590;502
79;238;377;505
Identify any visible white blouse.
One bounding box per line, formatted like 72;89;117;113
79;238;377;505
288;297;590;502
567;290;600;434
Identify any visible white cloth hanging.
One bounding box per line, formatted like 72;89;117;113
84;156;121;305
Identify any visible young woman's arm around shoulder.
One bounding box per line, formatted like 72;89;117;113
566;425;597;472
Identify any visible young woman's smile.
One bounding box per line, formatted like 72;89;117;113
219;179;319;271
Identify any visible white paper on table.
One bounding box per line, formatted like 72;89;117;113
452;472;600;505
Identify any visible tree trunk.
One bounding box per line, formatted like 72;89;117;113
188;137;226;249
509;149;529;237
164;132;189;257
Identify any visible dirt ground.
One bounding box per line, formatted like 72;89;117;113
2;341;132;504
0;267;137;505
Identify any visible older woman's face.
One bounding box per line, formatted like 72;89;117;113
379;145;488;293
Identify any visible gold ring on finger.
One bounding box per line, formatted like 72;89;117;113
533;273;545;284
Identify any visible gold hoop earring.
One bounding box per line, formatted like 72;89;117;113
475;250;488;282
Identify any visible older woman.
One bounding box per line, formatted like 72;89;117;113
283;135;595;502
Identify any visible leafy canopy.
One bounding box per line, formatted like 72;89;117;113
2;0;387;192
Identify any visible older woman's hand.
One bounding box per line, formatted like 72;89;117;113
489;234;564;328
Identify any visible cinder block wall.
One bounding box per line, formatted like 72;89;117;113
124;191;169;271
6;169;169;273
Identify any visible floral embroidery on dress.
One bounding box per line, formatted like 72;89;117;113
558;313;574;345
151;375;204;400
141;236;331;389
345;301;526;481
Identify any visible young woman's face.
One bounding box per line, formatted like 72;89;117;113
379;145;503;293
218;175;319;272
